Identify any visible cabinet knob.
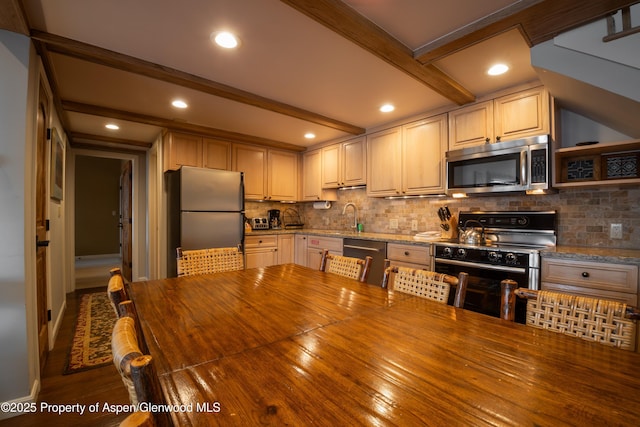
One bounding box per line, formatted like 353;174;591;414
485;137;490;143
581;271;589;278
404;251;410;256
496;136;501;142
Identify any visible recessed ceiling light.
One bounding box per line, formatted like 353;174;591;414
212;31;239;49
105;123;119;130
380;104;395;113
488;63;509;76
172;99;188;109
304;132;316;139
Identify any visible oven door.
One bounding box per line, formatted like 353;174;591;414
434;258;531;323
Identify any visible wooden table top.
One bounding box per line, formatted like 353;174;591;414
129;264;640;426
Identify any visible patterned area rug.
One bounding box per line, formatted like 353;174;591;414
63;292;117;375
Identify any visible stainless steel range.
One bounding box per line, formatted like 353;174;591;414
433;211;557;323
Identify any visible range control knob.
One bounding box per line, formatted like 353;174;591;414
488;251;500;262
505;253;518;264
442;247;453;257
456;248;467;259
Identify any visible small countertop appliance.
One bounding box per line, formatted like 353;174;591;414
268;209;282;229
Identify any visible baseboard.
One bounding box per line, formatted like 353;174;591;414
0;379;40;420
49;299;67;350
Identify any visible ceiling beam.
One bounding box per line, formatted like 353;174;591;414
280;0;476;106
69;132;153;149
0;0;29;35
414;0;639;64
30;30;365;136
61;100;307;152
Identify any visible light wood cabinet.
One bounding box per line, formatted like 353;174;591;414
203;138;232;170
321;137;366;188
448;100;494;150
367;114;447;197
302;150;337;201
244;235;278;268
163;131;231;171
268;150;299;202
277;234;295;264
306;235;342;270
233;145;298;201
233;144;267;200
448;86;550;150
541;258;638;305
295;234;308;266
387;243;431;270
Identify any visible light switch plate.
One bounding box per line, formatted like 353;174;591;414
411;220;418;231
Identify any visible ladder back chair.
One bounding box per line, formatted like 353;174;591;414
108;267;129;316
319;249;373;283
500;279;640;350
382;262;468;308
176;246;244;277
112;316;143;405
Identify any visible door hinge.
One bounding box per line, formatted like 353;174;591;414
128;262;132;268
47;309;51;322
46;128;51;140
45;219;50;231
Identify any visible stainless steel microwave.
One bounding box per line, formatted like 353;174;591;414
445;135;551;196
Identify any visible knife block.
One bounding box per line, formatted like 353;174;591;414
440;215;458;240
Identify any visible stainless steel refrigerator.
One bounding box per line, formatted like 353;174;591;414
166;166;244;277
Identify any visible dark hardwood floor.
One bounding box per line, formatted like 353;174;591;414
0;288;130;427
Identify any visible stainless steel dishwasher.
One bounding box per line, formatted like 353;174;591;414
343;238;387;286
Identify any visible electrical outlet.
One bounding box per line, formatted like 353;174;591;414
610;223;622;239
411;220;418;231
390;219;399;229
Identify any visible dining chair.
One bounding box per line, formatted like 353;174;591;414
112;316;172;426
176;246;244;277
108;267;129;316
319;249;373;283
382;262;468;308
111;316;143;405
500;279;640;350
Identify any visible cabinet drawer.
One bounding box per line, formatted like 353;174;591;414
245;235;278;249
542;259;638;294
307;236;342;252
541;283;637;306
387;243;430;265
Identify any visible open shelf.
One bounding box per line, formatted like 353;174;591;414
554;139;640;188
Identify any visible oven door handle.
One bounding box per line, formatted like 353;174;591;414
435;258;527;274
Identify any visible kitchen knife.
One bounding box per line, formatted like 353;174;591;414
444;206;451;219
437;208;444;221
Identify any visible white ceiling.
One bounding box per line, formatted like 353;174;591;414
16;0;563;150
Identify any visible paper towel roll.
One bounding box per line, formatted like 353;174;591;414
313;201;332;209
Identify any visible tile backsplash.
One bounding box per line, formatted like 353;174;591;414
247;185;639;249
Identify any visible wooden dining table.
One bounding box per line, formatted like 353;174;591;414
128;263;640;426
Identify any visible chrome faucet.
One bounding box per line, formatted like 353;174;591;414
342;202;359;230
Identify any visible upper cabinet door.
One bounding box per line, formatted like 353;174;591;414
268;150;298;202
448;100;494;150
366;127;402;197
341;137;366;187
321;144;341;188
402;114;447;195
164;132;203;171
494;86;549;142
233;144;267;200
202;138;232;170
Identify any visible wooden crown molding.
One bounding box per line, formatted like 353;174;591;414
280;0;476;106
69;132;153;149
414;0;639;64
30;30;364;136
62;100;306;152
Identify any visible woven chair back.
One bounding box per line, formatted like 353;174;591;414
325;255;364;280
526;290;636;350
392;267;451;303
177;247;244;277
